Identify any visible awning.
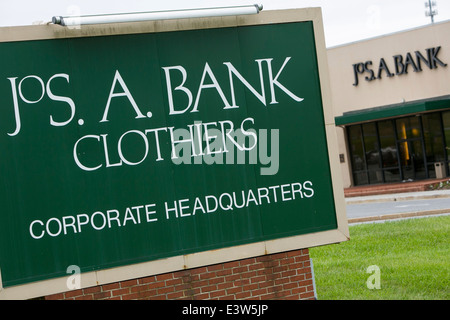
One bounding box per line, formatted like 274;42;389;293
335;96;450;126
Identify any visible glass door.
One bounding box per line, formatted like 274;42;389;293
396;116;427;181
398;139;426;181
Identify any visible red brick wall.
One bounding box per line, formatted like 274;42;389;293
44;249;315;300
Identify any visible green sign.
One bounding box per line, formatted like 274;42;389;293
0;15;344;289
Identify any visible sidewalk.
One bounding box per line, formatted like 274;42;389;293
343;178;450;224
344;177;450;198
346;189;450;205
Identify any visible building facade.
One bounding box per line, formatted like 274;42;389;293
329;20;450;188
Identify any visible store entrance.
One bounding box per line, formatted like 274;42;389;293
346;102;450;186
398;138;427;181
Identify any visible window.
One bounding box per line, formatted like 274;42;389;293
362;123;382;184
378;120;400;183
396;116;421;140
422;113;445;178
442;111;450;159
348;125;368;185
347;110;449;186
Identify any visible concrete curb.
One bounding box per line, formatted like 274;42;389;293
347;209;450;224
345;190;450;205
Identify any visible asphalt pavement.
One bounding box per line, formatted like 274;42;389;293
345;189;450;224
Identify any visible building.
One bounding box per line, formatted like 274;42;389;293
329;20;450;188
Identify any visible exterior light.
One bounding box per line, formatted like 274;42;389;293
52;4;263;27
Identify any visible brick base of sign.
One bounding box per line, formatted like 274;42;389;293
43;249;315;300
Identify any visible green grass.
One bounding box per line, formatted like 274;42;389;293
309;215;450;300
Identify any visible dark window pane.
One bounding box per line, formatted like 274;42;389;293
362;123;380;172
353;171;368;185
368;170;383;184
348;125;366;172
378;120;398;168
422;113;445;163
442;111;450;160
383;168;401;182
396;116;421;140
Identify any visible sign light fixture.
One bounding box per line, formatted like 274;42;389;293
52;4;263;26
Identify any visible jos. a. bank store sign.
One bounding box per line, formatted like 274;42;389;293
0;9;347;297
352;46;447;86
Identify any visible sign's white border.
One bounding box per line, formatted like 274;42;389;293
0;8;349;300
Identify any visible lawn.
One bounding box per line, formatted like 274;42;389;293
309;215;450;300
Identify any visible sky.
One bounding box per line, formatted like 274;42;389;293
0;0;449;47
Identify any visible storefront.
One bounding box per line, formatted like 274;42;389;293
329;20;450;188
